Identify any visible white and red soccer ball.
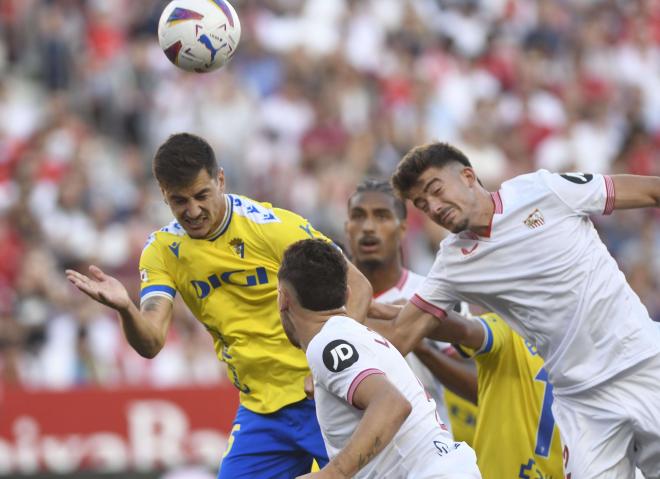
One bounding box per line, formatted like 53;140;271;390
158;0;241;73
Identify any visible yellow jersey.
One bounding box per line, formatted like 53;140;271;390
456;313;564;479
444;389;478;446
139;194;329;414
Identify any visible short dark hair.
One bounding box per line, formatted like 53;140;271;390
348;178;407;220
391;142;472;197
279;239;347;311
153;133;218;189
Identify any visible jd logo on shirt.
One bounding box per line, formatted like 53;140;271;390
323;340;359;372
560;173;593;184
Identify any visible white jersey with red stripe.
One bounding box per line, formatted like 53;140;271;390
413;170;660;395
375;269;454;432
307;315;460;478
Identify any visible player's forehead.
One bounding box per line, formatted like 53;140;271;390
348;191;397;213
409;166;454;199
163;169;215;197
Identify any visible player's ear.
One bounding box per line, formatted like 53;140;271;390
345;284;351;307
217;168;225;191
398;218;407;235
277;285;288;312
279;282;297;312
461;167;477;186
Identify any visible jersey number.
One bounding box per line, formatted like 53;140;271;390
534;367;555;457
222;424;241;458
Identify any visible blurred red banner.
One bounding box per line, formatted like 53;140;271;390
0;384;239;474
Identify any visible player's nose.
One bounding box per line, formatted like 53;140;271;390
362;215;376;232
186;201;203;218
428;197;446;215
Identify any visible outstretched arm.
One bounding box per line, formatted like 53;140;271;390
367;302;484;356
66;265;173;358
612;175;660;209
297;374;411;479
366;302;438;355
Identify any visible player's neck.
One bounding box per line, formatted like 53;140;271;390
296;308;348;351
469;189;496;237
362;261;404;297
204;194;228;239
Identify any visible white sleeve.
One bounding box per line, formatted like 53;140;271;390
410;253;458;318
540;170;615;216
308;329;386;407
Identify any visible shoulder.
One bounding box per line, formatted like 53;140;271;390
491;170;558;215
229;194;284;226
499;170;551;198
142;219;187;253
310;317;363;348
503;169;604;196
308;318;366;371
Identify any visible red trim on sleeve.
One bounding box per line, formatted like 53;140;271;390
603;175;615;215
411;294;447;319
347;368;384;407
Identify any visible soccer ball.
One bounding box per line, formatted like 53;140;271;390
158;0;241;73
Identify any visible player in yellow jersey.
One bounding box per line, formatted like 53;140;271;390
66;133;372;479
408;312;564;479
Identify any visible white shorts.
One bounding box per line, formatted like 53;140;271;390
552;353;660;479
371;435;481;479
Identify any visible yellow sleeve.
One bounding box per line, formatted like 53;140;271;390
263;207;332;261
455;313;510;359
138;232;177;304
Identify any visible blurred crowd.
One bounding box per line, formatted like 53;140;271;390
0;0;659;390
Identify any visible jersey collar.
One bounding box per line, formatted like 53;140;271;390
373;269;408;299
481;191;503;238
206;194;233;241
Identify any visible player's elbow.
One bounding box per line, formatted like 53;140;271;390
392;395;413;425
138;348;160;359
133;340;164;359
380;389;412;426
136;347;160;359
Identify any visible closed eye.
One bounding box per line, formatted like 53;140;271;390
413;199;428;212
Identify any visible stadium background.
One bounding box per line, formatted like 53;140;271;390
0;0;659;477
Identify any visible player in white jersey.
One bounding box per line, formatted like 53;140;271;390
345;179;478;429
368;142;660;479
278;239;481;479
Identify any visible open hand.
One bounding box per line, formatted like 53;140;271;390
65;265;132;311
